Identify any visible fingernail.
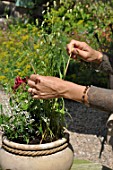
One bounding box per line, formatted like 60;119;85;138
35;78;40;84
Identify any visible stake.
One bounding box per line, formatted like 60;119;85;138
64;48;73;78
30;61;36;74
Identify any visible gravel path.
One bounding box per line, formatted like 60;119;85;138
0;89;113;169
65;99;113;169
0;86;10;114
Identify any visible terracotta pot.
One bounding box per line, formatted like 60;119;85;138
0;133;74;170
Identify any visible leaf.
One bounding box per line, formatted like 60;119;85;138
77;20;84;25
38;127;43;134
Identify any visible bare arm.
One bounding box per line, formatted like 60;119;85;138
28;40;113;112
28;74;113;113
28;74;88;103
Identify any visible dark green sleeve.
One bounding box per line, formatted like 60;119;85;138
88;85;113;112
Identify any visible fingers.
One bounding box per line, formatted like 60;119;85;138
28;74;41;84
28;79;36;89
33;93;58;99
28;75;41;96
29;74;38;80
28;74;41;87
67;40;84;53
28;87;38;95
28;89;57;99
67;40;93;62
33;94;51;99
72;48;88;60
67;40;86;59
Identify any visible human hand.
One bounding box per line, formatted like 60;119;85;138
67;40;103;63
28;74;89;103
28;74;67;99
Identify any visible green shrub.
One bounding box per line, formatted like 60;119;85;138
0;23;69;86
0;0;113;87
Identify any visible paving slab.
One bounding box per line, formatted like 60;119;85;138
71;163;102;170
0;158;111;170
70;159;112;170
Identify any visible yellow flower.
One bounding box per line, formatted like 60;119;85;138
0;76;6;80
34;44;40;50
9;47;15;52
0;51;8;61
0;76;8;83
26;64;31;69
17;31;21;35
22;35;29;42
4;68;9;73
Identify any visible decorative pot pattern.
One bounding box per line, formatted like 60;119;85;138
0;133;74;170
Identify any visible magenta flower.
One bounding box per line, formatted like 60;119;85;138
12;76;27;91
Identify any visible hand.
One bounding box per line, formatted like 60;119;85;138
67;40;103;63
28;74;67;99
28;74;88;104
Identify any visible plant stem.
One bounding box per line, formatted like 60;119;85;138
30;61;36;74
64;49;73;79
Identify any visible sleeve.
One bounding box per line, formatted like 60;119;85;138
88;85;113;112
98;53;113;74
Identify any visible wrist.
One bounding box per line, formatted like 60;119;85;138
96;51;103;64
62;81;88;103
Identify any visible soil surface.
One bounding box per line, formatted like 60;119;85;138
0;89;113;169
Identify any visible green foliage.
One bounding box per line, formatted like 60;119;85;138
0;22;69;85
42;0;113;87
1;99;66;144
0;20;69;144
0;0;113;144
0;80;67;144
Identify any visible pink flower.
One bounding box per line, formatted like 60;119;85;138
12;76;27;91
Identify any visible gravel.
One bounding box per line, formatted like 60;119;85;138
64;99;113;169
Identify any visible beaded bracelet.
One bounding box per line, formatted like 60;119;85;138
82;86;90;104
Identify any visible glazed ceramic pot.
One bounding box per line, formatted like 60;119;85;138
0;133;74;170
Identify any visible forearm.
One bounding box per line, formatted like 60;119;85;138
62;81;113;112
98;53;113;74
62;81;88;103
87;85;113;112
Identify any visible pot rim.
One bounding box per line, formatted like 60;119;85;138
2;133;69;151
